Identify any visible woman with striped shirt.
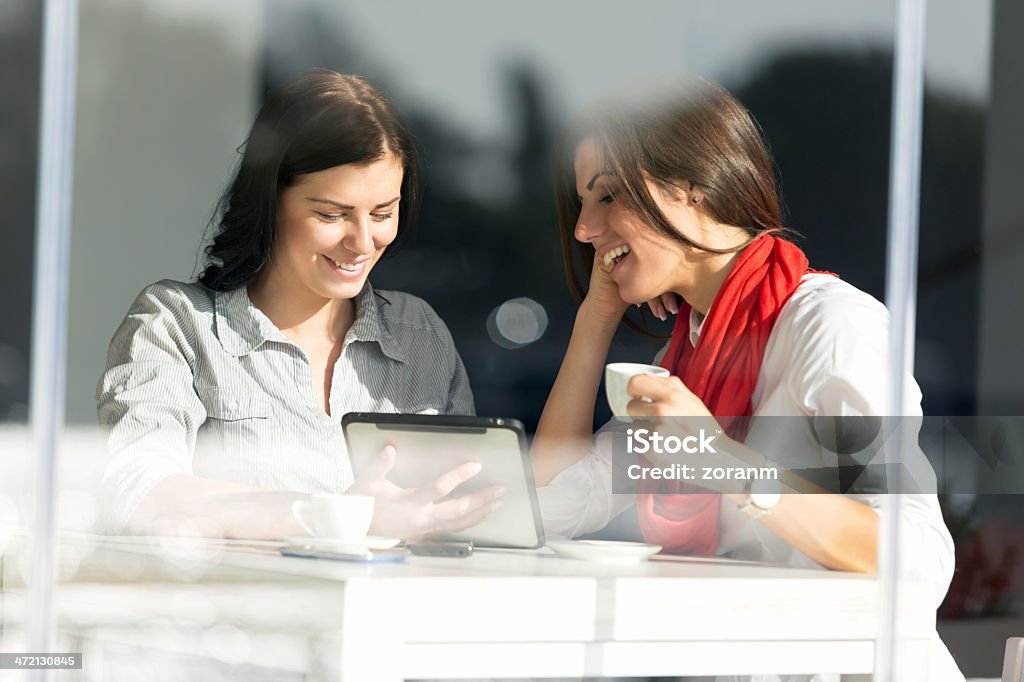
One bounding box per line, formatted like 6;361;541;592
97;70;503;541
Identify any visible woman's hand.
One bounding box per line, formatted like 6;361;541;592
581;250;631;322
644;292;681;322
625;373;713;419
347;445;506;542
622;373;726;473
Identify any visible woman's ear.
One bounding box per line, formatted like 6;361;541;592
686;181;704;206
661;180;704;207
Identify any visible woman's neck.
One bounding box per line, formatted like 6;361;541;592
247;267;355;345
678;249;742;315
672;225;754;316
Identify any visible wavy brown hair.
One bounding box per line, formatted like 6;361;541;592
200;69;421;291
553;75;789;305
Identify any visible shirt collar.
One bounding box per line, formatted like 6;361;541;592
688;308;707;348
346;281;406;363
214;281;405;362
214;285;271;356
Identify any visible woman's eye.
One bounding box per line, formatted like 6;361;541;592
599;193;615;205
316;212;343;223
371;212;394;223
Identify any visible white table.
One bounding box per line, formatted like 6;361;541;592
0;533;937;681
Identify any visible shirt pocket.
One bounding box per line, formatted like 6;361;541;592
201;390;272;421
195;389;274;485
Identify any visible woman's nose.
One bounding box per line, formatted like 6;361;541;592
345;219;375;254
574;206;605;243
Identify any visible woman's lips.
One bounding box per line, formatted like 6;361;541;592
322;253;368;279
608;249;632;277
601;244;632;272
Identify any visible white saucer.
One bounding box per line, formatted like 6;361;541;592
546;540;662;563
285;535;401;553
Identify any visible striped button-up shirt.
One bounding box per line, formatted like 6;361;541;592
96;279;474;533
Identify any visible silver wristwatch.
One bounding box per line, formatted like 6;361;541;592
737;460;784;519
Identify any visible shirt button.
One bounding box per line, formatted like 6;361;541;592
228;400;239;412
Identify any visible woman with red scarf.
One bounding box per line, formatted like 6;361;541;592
530;76;962;680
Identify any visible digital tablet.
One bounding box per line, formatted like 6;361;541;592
341;413;544;549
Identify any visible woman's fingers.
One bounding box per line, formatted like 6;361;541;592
646;298;667;321
661;292;680;315
347;445;397;496
432;499;502;535
409;461;484;505
367;444;398;478
628;373;685;400
427;485;506;534
625;397;663;417
645;293;681;321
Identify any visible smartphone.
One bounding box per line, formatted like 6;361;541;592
407;541;474;558
280;547;407;563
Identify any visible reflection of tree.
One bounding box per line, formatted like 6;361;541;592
262;17;1018;627
260;8;666;431
734;50;985;415
261;18;985;424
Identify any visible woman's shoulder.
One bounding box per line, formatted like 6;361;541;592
764;273;903;408
117;280;218;345
778;273;889;338
372;288;451;335
126;279;215;316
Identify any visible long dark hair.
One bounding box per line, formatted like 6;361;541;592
553;75;788;304
200;69;421;291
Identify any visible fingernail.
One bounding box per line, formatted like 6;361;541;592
495;486;508;498
466;462;483;475
667;301;678;314
490;500;504;511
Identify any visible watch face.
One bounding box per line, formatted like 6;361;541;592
750;491;783;509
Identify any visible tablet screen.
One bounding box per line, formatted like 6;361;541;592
342;413;544;548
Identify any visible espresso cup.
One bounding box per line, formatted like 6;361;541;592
291;494;375;541
605;362;671;417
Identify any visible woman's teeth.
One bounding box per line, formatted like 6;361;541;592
329;256;362;272
602;244;631;270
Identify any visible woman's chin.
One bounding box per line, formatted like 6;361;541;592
617;285;652;307
313;275;369;302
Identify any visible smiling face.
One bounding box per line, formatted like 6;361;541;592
269;155;404;304
573;138;706;305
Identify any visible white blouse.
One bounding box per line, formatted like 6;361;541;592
538;273;964;681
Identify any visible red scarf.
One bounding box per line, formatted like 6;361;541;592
636;235;815;554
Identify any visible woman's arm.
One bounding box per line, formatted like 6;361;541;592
726;490;879;573
124;474;308;539
531;300;622;486
626;378;880;572
128;454;505;543
531;252;631;486
625;376;880;572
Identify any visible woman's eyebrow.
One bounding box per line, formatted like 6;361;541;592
585;171;615;192
307;196;400;210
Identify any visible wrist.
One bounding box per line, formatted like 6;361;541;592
578;298;627;328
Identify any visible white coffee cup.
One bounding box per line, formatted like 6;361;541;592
291;494;375;541
605;362;671;417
